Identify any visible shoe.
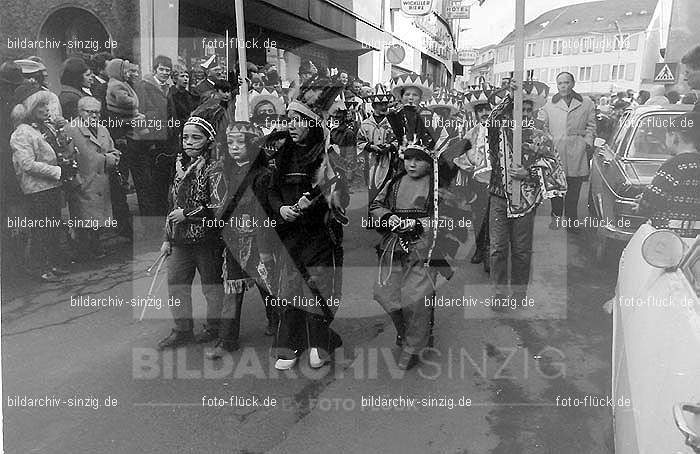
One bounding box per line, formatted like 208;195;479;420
395;334;404;347
489;294;512;313
205;339;239;359
157;329;194;350
470;249;484;264
397;350;419;370
483;259;490;274
309;348;329;368
275;357;298;370
194;327;218;343
51;266;70;276
40;270;61;282
549;217;561;230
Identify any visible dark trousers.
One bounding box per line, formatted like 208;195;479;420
489;195;535;299
25;188;62;271
551;176;584;219
218;284;276;342
275;308;339;359
469;180;490;254
166;242;224;333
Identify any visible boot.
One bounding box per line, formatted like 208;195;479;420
397;349;419;370
389;310;406;347
470;248;484;264
158;329;194;350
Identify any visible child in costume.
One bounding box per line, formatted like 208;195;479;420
370;138;462;370
206;121;277;358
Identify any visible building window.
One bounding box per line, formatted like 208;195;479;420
611;64;626;80
581;37;594;53
526;42;536;57
526;69;536;80
579;66;592;81
508;45;514;61
551;39;564;55
614;34;630;50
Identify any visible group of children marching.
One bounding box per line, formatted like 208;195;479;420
158;71;565;371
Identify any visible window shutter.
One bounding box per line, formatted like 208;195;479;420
570;66;578;79
540;68;548;81
535;40;542;57
572;38;580;54
592;64;601;82
602;64;610;81
563;39;571;55
625;63;636;81
628;34;639;50
543;39;550;56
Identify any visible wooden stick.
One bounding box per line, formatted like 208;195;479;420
234;0;249;120
512;0;525;207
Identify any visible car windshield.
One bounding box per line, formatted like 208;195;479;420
625;113;678;160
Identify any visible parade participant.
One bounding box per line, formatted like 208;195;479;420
328;93;358;189
268;94;346;371
192;79;233;161
88;52;111;114
370;136;461;370
387;73;435;149
65;97;120;261
426;89;461;138
357;85;397;200
487;82;567;310
634;112;700;238
249;87;286;123
456;90;493;271
539;72;596;232
206;121;277;359
59;57;93;120
157;111;226;350
193;55;223;99
10;83;75;281
681;45;700;111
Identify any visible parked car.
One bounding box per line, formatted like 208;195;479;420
612;224;700;453
588;104;694;261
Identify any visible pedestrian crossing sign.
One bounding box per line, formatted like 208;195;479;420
654;63;678;84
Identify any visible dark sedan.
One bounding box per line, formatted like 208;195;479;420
587;104;694;260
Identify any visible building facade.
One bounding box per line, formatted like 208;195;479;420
490;0;665;95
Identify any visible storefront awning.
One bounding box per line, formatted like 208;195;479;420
248;0;388;53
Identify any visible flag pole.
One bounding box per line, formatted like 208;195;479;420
234;0;249;119
512;0;525;206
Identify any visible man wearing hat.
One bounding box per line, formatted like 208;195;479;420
193;55;223;99
357;85;398;203
14;58;62;120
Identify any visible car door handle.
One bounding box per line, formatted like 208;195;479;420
673;403;700;453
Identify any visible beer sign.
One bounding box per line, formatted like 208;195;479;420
400;0;434;16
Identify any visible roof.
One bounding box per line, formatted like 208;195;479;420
499;0;658;44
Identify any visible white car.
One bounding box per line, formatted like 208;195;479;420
612;224;700;453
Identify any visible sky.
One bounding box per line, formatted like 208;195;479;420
457;0;602;49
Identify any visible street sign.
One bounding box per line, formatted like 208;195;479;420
446;0;471;19
400;0;433;16
654;62;679;84
386;44;406;64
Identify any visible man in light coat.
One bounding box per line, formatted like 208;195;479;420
65;97;120;260
540;72;596;232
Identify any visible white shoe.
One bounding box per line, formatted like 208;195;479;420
274;357;297;370
309;348;328;368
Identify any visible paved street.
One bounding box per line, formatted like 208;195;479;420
2;186;618;453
